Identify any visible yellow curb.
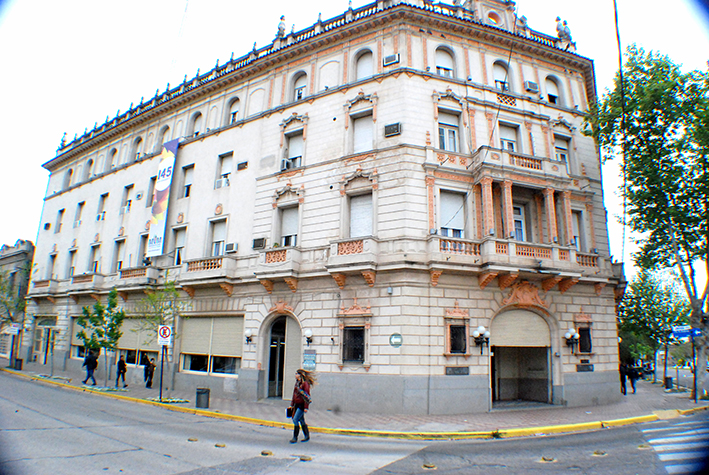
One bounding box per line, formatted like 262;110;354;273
3;367;705;440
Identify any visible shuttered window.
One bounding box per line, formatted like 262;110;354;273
211;220;226;256
281;207;298;247
211;317;243;357
490;310;550;347
180;317;213;354
349;194;372;237
353;114;373;153
440;191;465;238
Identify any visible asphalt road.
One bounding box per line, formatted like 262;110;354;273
2;370;708;475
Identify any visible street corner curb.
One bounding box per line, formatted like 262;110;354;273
679;405;709;416
601;414;658;427
499;421;603;438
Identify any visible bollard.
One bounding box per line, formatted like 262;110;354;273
664;377;673;390
196;388;210;409
14;358;22;371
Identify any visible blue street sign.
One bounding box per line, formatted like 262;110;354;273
672;330;690;339
692;328;702;337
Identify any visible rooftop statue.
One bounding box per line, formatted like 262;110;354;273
556;16;572;42
276;15;286;39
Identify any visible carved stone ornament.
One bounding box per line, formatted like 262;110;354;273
430;270;443;287
260;279;274;294
118;227;124;236
361;270;376;287
215;204;223;215
177;212;184;224
284;277;298;292
145;220;151;231
574;308;592;323
478;271;498;290
501;281;548;308
445;300;469;318
270;300;294;314
339;297;372;316
219;283;233;296
94;233;100;242
182;286;195;298
498;273;518;291
331;273;346;289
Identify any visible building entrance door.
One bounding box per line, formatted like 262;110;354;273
492;346;550;403
33;319;56;365
268;317;286;398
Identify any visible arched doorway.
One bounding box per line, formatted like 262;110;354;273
266;315;302;399
490;309;552;404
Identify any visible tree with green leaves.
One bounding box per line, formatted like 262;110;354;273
76;289;125;386
587;45;708;393
0;263;30;367
618;271;690;382
133;280;188;344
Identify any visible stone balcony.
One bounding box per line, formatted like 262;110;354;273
116;266;161;290
255;247;302;278
326;238;379;272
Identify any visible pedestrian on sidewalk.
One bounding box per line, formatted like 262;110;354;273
629;365;640;394
82;350;98;386
115;355;127;388
289;369;316;443
144;358;156;388
619;363;627;395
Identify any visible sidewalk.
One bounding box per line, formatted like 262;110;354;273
3;359;708;440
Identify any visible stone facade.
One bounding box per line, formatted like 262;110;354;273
0;240;34;361
25;0;623;413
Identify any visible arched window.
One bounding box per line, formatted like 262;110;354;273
157;126;170;151
545;76;562;105
435;48;455;78
190;112;203;137
355;50;373;80
226;98;240;125
293;73;307;101
84;159;93;181
63;169;73;190
493;61;510;91
131;137;143;161
105;148;117;172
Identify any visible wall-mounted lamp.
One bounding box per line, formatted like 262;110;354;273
304;329;313;347
387;286;393;295
245;329;253;344
564;328;580;353
472;325;490;355
489;228;495;236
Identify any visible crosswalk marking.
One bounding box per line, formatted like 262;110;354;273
658;452;703;461
640;415;709;474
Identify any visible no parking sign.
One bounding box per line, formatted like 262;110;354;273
157;325;173;346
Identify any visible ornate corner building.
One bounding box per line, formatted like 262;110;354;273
25;0;624;414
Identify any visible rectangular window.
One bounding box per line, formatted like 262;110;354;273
216;153;232;188
500;125;518;152
579;327;592;353
436;66;453;77
47;254;56;280
121;184;133;215
74;202;84;228
138;234;148;265
438;112;459;152
449;325;467;354
349;194;372;238
282;132;303;170
88;245;100;273
182;166;194;198
211;220;227;256
173;228;186;266
211;356;240;374
513;205;526;241
55;209;65;233
440;191;465;238
554;137;569;162
280;207;298;247
97;193;108;221
495;80;509;91
146;176;156;208
67;250;76;278
352;114;374;153
572;210;585;251
182;354;209;372
343;327;365;363
112;240;125;273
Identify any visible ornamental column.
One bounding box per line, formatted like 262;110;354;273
502;180;514;239
481;177;494;236
543;187;558;243
561;190;573;246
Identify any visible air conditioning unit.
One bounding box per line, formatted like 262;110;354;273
96;212;105;221
252;238;266;250
215;177;230;189
383;54;400;67
225;242;238;253
384;123;401;137
237;161;248;171
524;81;539;93
280;157;300;171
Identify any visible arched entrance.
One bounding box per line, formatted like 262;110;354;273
265;315;302;399
490;309;551;404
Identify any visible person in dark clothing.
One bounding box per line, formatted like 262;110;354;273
288;369;316;443
82;351;98;385
629;365;640;394
619;363;627;395
115;355;127;388
144;358;156;388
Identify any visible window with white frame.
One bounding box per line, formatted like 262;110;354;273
435;48;455;77
97;193;108;221
216;152;232;188
499;124;518;152
67;250;76;278
55;209;64;233
138;234;148;265
63;169;73;190
227;99;240;125
131;137;143;161
74;202;84;228
282;132;303;171
47;254;56;280
438;111;459;152
121;184;133;214
513;205;527;241
342;326;365;363
493;62;510;91
349;193;373;238
88;245;100;273
157;126;170;150
352;113;374;154
105;148;117;172
355;51;373;80
173;228;186;266
545;77;561;105
440;191;465;238
182;165;194;198
146;176;156;208
112;240;125;273
190;112;203;137
293;74;307;101
572;210;585;251
554;136;569;162
210;220;227;257
84;159;93;181
280;206;298;247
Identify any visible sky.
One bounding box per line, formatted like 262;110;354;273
0;0;707;288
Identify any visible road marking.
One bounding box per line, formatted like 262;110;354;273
647;435;709;445
665;462;705;474
658;452;704;461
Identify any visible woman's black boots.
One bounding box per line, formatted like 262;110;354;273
290;426;299;443
301;423;310;442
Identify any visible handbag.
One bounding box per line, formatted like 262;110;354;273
286;406;293;418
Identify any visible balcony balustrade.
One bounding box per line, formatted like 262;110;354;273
327;238;378;272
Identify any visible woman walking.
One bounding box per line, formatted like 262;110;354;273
289;369;315;443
